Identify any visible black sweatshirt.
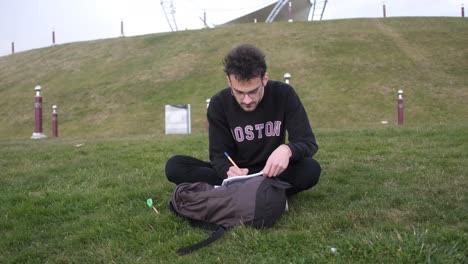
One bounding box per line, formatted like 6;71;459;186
207;80;318;179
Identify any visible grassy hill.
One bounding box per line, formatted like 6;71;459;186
0;17;467;138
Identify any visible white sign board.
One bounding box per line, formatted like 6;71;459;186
165;104;191;134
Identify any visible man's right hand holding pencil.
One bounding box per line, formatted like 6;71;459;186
227;166;249;178
224;152;249;178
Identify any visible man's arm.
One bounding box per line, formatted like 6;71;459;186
284;87;318;161
262;86;318;177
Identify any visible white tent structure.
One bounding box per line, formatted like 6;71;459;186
225;0;328;24
161;1;328;31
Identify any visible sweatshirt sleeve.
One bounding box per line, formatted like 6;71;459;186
284;87;318;161
207;94;235;179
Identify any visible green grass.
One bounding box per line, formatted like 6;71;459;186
0;17;467;263
1;126;467;263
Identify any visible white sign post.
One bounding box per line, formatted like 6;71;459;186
165;104;191;134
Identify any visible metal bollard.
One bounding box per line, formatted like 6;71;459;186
283;73;291;84
52;105;58;137
397;89;404;126
31;85;47;139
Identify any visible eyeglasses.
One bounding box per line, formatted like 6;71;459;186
230;83;263;99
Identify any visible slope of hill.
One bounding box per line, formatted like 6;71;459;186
0;18;467;139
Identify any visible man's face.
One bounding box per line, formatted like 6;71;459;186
228;73;267;112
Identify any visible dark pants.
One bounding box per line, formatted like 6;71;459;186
165;155;321;195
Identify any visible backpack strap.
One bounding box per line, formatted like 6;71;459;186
177;226;225;256
169;201;227;255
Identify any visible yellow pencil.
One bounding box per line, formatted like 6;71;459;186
224;152;240;170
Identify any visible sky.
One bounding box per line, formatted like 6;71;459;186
0;0;465;57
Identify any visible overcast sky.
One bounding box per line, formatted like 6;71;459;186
0;0;465;57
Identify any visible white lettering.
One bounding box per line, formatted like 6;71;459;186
265;121;273;136
273;121;281;136
233;127;244;142
232;121;282;142
245;125;254;140
255;123;264;139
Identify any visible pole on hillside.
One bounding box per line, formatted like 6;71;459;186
199;10;209;28
288;2;293;22
462;4;465;18
121;19;125;37
203;10;207;27
31;85;47;139
11;42;14;54
52;30;55;45
383;2;387;18
397;89;404;126
284;73;291;84
52;105;58;137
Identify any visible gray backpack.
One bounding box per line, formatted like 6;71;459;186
169;176;291;255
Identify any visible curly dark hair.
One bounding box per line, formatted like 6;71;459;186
223;44;267;81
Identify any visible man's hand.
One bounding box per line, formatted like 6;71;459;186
262;144;292;177
226;166;249;178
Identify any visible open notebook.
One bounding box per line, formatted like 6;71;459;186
221;171;264;186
